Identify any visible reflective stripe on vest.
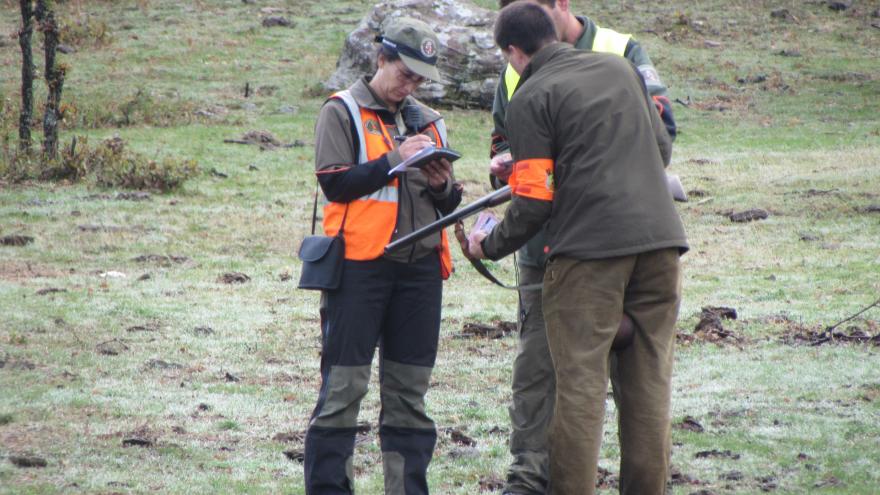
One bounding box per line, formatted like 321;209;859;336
503;27;632;101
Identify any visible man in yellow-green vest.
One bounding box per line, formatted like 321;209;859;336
486;1;678;494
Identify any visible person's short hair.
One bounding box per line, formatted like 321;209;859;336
377;44;401;63
499;0;555;8
494;2;558;56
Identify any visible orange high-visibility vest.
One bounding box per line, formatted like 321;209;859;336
323;90;454;279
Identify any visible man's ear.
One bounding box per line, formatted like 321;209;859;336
556;0;571;12
507;45;530;74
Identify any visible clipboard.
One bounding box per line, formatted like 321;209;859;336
388;146;461;175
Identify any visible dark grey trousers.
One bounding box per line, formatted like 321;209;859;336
504;264;554;495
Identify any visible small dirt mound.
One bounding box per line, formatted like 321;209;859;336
218;272;250;284
479;474;504;492
9;454;48;468
674;416;705;433
457;321;516;339
1;235;34;246
679;307;744;346
780;320;880;347
224;130;287;150
597;466;619;489
728;208;769;223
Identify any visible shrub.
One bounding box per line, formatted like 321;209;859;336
63;89;200;129
1;135;199;192
59;14;114;47
65;136;199;191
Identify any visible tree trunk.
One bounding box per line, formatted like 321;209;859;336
35;0;65;159
18;0;34;151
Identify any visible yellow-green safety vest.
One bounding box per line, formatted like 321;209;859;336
504;27;632;100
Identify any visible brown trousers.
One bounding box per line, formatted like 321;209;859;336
542;249;681;495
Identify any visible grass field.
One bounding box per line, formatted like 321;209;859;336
1;0;879;493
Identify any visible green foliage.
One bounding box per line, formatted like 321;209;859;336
217;419;241;431
1;134;198;191
64;135;199;190
59;13;114;47
63;89;200;129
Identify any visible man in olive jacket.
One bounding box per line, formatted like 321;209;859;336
465;3;688;494
488;1;677;493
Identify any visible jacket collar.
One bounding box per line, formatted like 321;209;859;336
519;42;569;87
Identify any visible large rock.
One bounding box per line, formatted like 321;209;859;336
324;0;504;109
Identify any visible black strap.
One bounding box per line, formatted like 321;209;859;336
454;222;540;291
467;258;542;291
310;183;319;235
311;183;349;237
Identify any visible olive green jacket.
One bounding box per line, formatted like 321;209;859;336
490;16;676;267
482;44;687;262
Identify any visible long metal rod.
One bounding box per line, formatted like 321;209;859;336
384;186;511;254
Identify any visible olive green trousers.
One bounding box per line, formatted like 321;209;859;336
543;249;681;495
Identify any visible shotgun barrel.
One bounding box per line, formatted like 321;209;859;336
384;172;686;254
384;186;511;254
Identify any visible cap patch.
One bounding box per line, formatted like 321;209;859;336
420;38;436;59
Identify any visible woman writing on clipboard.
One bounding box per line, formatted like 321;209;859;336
304;17;462;495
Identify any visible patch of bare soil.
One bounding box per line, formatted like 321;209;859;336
674;416;705;433
9;454;48;468
814;476;844;488
774;315;880;346
444;427;477;447
283;449;304;463
96;338;130;356
77;223;152;234
218;272;250;284
0;261;65;281
1;235;34;246
669;465;706;487
223;130;302;151
456;321;516;339
479;474;504;492
131;254;190;265
728;208;769;223
695;449;741;460
35;287;67;296
692;93;756;113
757;474;778;491
597;466;620;489
273;430;305;443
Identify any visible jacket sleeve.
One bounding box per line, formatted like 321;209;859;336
431;180;463;216
314;100;402;203
631;64;673;167
482;92;553;260
482;196;550;260
624;39;677;142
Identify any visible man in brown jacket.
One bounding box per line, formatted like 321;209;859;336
464;3;688;493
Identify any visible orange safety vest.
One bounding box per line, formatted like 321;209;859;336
323;90;454;279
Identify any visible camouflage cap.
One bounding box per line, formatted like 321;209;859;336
377;17;446;83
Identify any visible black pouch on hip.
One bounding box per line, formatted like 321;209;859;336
297;234;344;290
297;185;348;291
